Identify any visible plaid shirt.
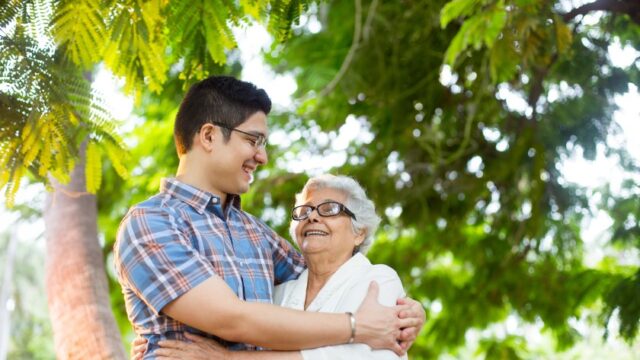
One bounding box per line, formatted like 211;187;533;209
114;178;305;357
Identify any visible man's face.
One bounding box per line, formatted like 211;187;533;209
208;111;268;196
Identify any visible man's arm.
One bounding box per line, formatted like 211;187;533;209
116;208;414;354
162;276;415;354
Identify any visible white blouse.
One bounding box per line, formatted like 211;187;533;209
274;253;409;360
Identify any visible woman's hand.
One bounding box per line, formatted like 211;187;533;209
156;332;230;360
130;336;148;360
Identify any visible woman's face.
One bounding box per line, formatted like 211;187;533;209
294;187;364;259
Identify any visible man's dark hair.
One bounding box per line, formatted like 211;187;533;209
174;75;272;155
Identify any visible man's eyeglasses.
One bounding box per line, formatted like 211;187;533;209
211;122;267;150
291;201;357;221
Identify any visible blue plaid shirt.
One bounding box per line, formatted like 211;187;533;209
114;178;305;357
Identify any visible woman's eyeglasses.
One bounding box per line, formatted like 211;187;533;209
291;201;357;221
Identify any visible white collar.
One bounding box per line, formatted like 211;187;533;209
280;253;371;311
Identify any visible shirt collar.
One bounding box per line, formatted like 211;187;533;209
160;178;241;214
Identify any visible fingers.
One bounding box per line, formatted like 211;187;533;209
130;337;147;360
364;281;380;302
156;348;182;359
158;339;187;350
390;341;406;356
397;327;418;342
183;332;208;343
397;316;419;329
399;340;410;351
394;304;413;318
397;303;420;319
133;337;148;346
184;331;225;352
396;298;426;322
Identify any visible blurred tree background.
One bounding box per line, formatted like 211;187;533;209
1;0;639;359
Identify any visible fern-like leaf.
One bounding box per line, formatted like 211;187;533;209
104;0;167;97
268;0;308;42
51;0;107;68
103;139;129;179
85;140;101;193
4;161;23;208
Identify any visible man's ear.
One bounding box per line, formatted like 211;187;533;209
197;123;217;151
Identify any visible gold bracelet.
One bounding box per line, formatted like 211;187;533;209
346;312;356;344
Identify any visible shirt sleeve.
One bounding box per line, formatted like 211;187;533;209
114;207;218;315
300;265;407;360
256;221;306;285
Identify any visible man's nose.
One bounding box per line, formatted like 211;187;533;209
255;147;268;165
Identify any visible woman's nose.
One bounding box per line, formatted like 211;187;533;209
306;210;320;222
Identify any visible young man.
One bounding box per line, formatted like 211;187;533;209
114;76;424;358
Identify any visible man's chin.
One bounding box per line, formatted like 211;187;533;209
235;182;251;195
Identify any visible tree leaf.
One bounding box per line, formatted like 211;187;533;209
85;140;102;194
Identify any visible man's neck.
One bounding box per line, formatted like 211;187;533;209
176;158;227;205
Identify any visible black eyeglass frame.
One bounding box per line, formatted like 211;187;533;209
211;122;267;149
291;201;357;221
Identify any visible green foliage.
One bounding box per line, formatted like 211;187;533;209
4;0;639;357
166;0;240;82
52;0;108;68
600;179;640;340
104;0;168;97
442;0;576;83
85;140;102;193
442;1;506;66
267;0;309;42
478;335;526;360
0;231;55;358
261;0;640;357
603;270;640;340
0;5;126;202
1;0;319;203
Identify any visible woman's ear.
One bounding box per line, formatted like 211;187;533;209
354;230;366;247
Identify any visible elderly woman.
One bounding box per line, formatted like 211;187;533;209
151;175;409;359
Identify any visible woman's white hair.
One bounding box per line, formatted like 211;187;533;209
289;174;381;255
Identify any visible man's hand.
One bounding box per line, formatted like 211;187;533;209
396;296;426;352
130;336;148;360
156;332;229;360
354;281;417;355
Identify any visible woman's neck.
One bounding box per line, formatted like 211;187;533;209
304;253;351;309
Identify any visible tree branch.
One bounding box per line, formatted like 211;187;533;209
319;0;363;97
562;0;640;24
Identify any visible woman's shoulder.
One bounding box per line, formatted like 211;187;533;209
346;258;405;306
354;254;401;282
350;255;404;293
370;263;401;278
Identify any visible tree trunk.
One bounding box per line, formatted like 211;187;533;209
44;143;126;359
